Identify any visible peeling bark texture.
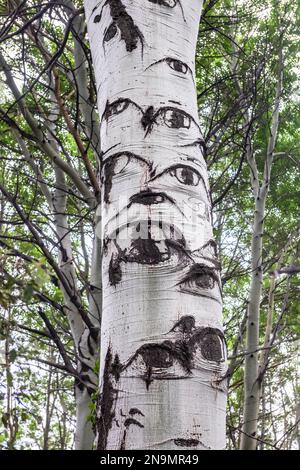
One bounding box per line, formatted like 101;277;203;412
85;0;227;449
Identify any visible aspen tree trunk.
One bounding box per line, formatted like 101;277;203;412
46;86;98;450
43;350;54;450
240;45;283;450
84;0;226;450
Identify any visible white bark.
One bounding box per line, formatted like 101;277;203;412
85;0;226;450
52;165;97;450
241;44;283;450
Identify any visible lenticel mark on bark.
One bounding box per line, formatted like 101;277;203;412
174;438;200;447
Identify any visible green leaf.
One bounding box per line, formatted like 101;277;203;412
1;413;9;428
23;284;34;303
21;411;29;422
9;349;17;363
7;370;13;387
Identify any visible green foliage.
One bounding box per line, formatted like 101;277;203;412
197;0;300;449
0;0;299;450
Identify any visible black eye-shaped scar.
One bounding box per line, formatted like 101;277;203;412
93;0;144;52
148;0;186;21
118;326;225;387
177;264;221;299
150;164;205;191
129;190;175;206
163;109;191;129
190;327;226;362
167;319;226;364
200;330;225;362
167;165;200;186
143;107;198;136
149;0;176;6
167;58;188;73
107;232;188;286
103;322;225;388
102;98;143;121
146;57;193;80
102;100;198;137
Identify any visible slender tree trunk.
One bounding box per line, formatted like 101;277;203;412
259;382;265;450
240;44;283;450
57;385;69;450
241;193;265;449
53;164;98;450
72;13;101;158
48;87;98;450
84;0;226;450
43;350;54;450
